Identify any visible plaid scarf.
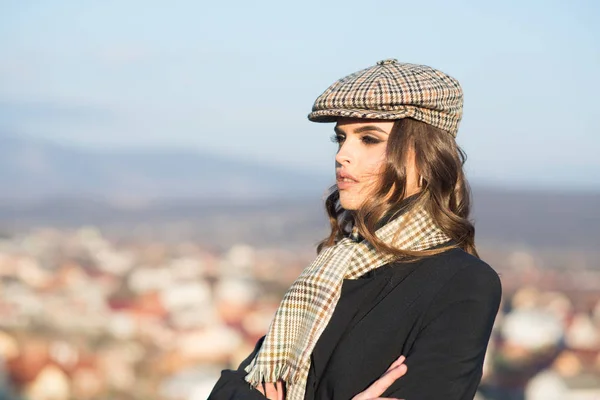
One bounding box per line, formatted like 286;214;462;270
244;204;450;400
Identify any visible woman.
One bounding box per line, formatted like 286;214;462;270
209;59;502;400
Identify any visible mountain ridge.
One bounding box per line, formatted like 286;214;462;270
0;132;331;200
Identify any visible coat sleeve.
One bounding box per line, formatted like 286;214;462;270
207;336;267;400
383;263;502;400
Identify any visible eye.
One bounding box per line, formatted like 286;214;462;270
330;134;345;144
361;135;382;145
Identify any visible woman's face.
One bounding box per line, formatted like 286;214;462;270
333;118;420;210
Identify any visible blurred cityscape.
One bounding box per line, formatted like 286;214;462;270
0;225;307;400
0;195;599;400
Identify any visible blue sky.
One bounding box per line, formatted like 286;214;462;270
1;0;599;189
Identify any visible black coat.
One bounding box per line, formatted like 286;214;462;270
209;245;502;400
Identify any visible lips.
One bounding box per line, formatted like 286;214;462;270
336;170;359;190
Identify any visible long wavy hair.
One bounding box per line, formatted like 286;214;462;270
317;117;478;260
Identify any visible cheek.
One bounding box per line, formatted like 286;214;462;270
362;150;386;176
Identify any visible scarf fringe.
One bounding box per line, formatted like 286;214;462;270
245;361;300;385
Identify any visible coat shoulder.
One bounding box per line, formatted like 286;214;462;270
432;247;502;304
445;248;501;289
390;247;502;302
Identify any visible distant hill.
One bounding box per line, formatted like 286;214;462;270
0;133;330;201
1;133;599;251
470;187;600;250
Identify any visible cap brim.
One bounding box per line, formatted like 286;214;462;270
307;108;412;123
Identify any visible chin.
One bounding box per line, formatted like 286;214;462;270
339;192;362;211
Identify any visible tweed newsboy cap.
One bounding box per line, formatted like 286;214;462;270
308;59;463;137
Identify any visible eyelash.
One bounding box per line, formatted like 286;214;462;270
330;134;342;144
330;134;382;145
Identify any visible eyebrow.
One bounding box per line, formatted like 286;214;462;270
334;125;389;135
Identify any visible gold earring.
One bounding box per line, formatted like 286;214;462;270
419;175;425;187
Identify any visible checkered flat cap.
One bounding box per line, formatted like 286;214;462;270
308;59;463;137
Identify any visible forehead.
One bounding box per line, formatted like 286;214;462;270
334;118;394;134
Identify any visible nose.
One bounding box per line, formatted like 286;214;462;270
335;141;352;166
